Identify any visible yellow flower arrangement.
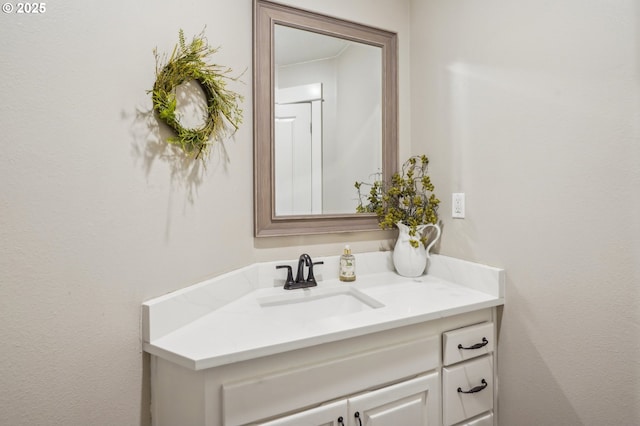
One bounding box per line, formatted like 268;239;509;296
356;155;440;248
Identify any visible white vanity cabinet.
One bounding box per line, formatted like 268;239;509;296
144;253;504;426
149;308;499;426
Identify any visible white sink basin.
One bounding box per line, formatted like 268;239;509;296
256;286;384;322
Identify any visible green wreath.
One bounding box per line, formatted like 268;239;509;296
151;30;243;160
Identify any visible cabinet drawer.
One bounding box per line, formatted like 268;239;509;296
443;322;494;366
443;355;493;426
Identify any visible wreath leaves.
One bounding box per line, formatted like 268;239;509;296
150;29;243;162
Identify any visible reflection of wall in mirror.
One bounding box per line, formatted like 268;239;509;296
277;43;382;215
331;43;381;214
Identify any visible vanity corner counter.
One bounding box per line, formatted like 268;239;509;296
142;252;504;370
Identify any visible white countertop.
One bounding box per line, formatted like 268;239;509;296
143;253;504;370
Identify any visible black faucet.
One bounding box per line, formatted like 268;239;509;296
276;253;324;290
295;253;312;283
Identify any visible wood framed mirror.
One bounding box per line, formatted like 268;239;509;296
254;0;398;237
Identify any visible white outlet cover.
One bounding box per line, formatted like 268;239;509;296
452;193;465;218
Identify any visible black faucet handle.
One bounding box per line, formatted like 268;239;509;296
276;265;295;289
306;260;324;284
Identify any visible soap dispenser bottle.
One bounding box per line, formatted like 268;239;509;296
339;245;356;282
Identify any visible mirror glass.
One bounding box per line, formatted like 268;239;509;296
274;25;382;216
254;0;398;236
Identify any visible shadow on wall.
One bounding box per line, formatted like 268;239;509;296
139;352;151;426
497;282;583;426
123;80;234;204
130;111;235;198
126;106;204;201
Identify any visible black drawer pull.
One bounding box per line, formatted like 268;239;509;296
354;411;362;426
458;337;488;350
458;378;488;394
337;416;344;426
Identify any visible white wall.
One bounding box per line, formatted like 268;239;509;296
410;0;639;425
0;1;409;424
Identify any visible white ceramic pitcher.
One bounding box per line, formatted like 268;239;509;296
392;221;441;277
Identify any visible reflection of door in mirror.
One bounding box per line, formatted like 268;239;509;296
275;84;323;216
275;24;382;215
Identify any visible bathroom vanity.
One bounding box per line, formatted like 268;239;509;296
143;252;504;426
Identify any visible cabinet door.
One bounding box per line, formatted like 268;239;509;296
460;412;494;426
256;399;347;426
347;372;440;426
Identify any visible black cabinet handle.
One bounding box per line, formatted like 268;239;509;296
337;416;344;426
458;378;488;394
354;411;362;426
458;337;488;350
